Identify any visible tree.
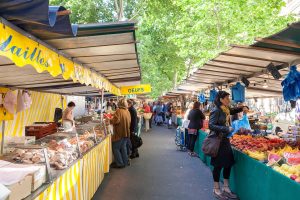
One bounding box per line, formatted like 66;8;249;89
137;0;296;97
50;0;296;98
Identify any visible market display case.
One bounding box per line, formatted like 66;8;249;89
0;117;112;200
0;145;51;200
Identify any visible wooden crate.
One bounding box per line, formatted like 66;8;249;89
25;122;57;139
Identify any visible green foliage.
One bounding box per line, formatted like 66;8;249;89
50;0;296;98
137;0;296;97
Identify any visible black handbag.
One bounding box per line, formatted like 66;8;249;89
131;134;143;148
202;132;222;157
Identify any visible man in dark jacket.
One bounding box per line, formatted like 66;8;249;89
127;99;139;158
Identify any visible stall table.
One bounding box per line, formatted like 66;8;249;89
194;130;300;200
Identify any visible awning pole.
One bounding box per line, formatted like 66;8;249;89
61;95;64;110
101;89;104;117
1;121;5;155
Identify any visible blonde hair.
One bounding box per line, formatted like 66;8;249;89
117;98;128;108
188;102;194;109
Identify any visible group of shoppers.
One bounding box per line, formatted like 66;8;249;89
184;91;248;200
142;101;174;129
109;98;140;168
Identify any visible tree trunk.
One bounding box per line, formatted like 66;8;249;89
114;0;124;21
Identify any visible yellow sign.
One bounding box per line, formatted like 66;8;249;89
121;84;151;95
0;21;120;95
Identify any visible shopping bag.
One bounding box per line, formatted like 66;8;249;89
228;114;251;138
182;119;190;128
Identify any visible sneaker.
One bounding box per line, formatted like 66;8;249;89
213;190;228;200
223;190;239;199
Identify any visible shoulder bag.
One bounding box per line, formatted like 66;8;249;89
201;132;222;157
202;111;223;157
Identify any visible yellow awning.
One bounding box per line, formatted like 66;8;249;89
0;19;120;95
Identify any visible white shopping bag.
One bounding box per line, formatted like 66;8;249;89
182;120;190;129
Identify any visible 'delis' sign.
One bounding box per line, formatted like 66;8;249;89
120;84;151;95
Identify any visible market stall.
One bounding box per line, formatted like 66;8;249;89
0;1;141;199
166;21;300;199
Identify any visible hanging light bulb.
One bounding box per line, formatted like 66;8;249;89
263;80;268;88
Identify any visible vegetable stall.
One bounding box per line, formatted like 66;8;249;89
168;22;300;200
0;1;141;200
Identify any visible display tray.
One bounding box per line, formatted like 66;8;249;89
22;134;110;200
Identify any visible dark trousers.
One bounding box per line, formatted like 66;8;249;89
184;128;189;148
188;134;198;152
162;113;166;123
213;166;232;182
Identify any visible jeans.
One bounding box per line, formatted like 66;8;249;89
125;137;132;156
112;138;129;167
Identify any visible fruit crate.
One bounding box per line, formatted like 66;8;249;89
25;122;57;139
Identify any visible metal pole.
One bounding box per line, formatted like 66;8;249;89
1;121;5;155
101;89;104;120
61;95;64;111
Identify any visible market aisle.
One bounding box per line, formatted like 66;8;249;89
92;125;214;200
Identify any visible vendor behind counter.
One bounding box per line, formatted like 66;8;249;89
62;101;76;131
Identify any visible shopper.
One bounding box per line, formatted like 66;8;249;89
183;102;194;149
209;91;248;199
149;102;154;129
143;102;151;113
127;99;139;159
143;102;152;131
187;101;205;156
107;99;117;111
110;98;131;168
62;101;76;131
166;102;173;128
161;102;167;123
155;102;163;125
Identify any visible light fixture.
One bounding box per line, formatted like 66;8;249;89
263;80;268;88
241;77;250;87
267;62;282;80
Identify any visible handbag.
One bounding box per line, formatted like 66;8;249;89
130;134;143;148
202;112;222;157
202;132;222;157
143;113;152;120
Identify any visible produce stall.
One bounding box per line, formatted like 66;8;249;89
164;21;300;199
194;130;300;200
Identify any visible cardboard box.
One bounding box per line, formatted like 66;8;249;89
6;175;32;200
30;165;46;192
